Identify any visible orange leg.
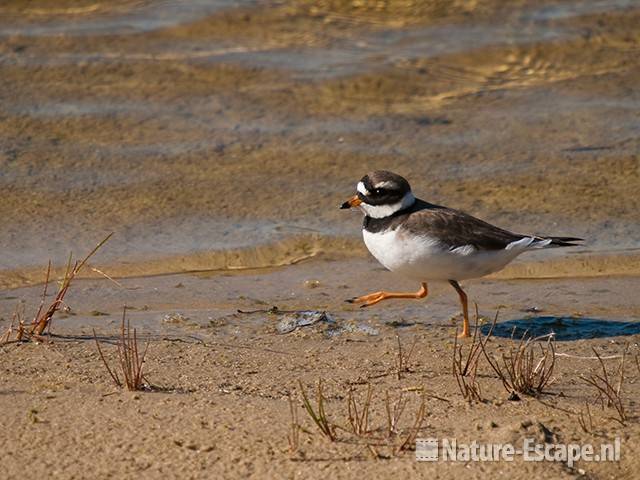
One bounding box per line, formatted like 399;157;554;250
347;283;428;308
449;280;470;338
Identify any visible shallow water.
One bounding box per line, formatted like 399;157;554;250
1;0;639;287
484;316;640;341
0;1;255;37
1;258;638;340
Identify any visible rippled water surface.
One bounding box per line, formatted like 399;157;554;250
1;0;639;286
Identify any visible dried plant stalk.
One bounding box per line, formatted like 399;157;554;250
580;346;627;425
94;306;149;391
93;329;122;388
395;392;427;454
347;383;373;436
28;233;112;338
385;390;408;438
577;401;594;433
293;379;430;458
395;335;417;380
480;314;556;396
1;302;25;344
452;306;483;401
287;394;300;453
298;379;336;441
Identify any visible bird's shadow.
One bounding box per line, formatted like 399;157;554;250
481;316;640;341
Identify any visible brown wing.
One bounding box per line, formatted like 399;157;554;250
400;200;525;251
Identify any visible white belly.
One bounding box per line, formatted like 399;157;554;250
362;228;527;281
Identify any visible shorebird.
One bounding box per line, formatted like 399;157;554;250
341;170;582;337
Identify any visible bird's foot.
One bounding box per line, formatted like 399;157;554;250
457;328;471;339
345;291;386;308
457;316;471;338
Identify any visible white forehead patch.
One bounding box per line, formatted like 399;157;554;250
356;181;370;196
374;180;396;189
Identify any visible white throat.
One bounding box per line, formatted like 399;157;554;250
360;192;415;219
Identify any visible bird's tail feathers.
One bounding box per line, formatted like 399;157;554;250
532;236;584;248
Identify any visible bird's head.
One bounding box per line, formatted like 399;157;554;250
340;170;415;218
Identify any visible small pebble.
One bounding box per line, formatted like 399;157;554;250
303;280;321;289
162;313;189;324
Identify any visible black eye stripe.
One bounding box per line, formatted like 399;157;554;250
373;187;399;196
359;175;405;200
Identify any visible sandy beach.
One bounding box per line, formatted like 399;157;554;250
1;0;639;478
2;257;640;478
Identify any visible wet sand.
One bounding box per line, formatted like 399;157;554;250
1;0;639;283
1;256;640;478
1;0;640;478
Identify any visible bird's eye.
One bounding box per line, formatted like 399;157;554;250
374;188;384;195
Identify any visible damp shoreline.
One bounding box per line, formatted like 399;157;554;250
1;0;639;287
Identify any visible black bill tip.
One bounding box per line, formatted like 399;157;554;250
340;201;351;209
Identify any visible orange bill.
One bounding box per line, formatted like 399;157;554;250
340;195;362;209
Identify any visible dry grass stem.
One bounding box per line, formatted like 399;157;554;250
395;392;427;454
0;234;113;344
366;443;385;460
395;335;418;380
347;383;373;436
90;266;125;289
287;394;300;453
94;306;150;391
577;401;595;433
555;352;626;360
480;314;556;397
452;306;483;402
385;390;408;437
1;302;26;344
32;261;52;335
293;379;429;458
30;233;112;336
580;346;627;425
298;379;336;441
